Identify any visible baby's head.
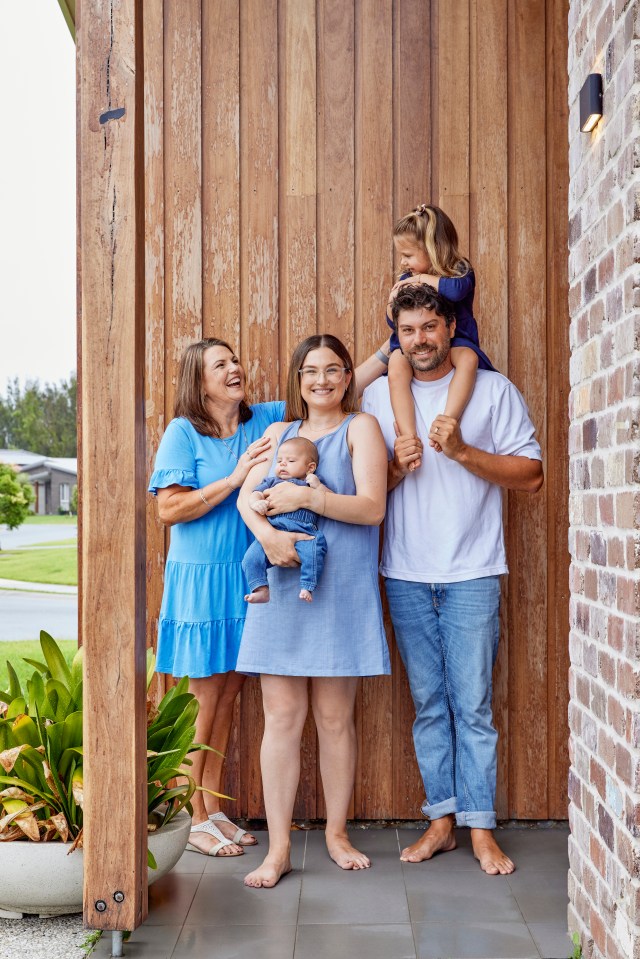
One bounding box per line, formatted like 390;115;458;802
275;437;319;480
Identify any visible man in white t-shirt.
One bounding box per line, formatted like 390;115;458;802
362;283;543;874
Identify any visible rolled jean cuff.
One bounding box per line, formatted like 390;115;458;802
455;810;497;829
421;797;458;820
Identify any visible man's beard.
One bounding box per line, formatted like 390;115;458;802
405;341;450;373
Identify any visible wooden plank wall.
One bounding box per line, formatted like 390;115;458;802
142;0;569;820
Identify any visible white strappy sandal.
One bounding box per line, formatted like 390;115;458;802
208;811;258;846
186;819;244;857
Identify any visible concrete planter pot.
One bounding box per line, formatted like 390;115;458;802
0;811;191;919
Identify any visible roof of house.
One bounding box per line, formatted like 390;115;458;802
0;449;46;468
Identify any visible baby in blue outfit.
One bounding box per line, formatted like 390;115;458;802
242;437;328;604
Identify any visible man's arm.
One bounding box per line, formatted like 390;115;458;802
429;414;544;492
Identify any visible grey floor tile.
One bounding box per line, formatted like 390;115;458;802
405;871;522;923
413;920;539;959
295;923;416;959
186;872;302;926
495;830;569;872
507;871;569;924
298;869;410;924
170;850;208;874
146;874;201;926
174;924;297;959
92;924;182;959
528;921;572;959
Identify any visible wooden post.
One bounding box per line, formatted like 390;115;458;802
79;0;148;932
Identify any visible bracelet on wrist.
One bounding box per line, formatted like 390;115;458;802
375;348;390;366
224;475;237;491
198;488;211;507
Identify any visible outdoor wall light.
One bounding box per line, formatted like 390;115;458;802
580;73;603;132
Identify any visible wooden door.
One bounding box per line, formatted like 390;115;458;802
142;0;569;821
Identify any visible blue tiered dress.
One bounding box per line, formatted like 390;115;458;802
236;415;391;677
148;403;284;678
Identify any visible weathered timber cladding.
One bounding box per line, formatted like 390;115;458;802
140;0;569;821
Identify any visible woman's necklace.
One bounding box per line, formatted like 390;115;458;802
218;421;249;461
303;416;346;434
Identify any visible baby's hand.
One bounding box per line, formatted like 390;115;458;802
306;473;322;489
251;499;269;515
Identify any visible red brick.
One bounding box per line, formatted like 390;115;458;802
591;758;607;801
615;491;640;529
599;494;615;525
617;576;640;615
609;614;625;652
590;906;607;953
616;743;634;788
608;695;627;737
585;567;598;599
618;660;640;698
600;651;617;687
608;366;625;403
607;536;626;567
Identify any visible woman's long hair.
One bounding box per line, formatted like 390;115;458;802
393;204;472;278
285;334;358;422
174;338;253;437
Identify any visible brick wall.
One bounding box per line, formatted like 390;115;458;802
567;2;640;957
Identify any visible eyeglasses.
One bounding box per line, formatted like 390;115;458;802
298;366;350;382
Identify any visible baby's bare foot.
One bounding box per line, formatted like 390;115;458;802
299;589;313;602
244;853;292;888
326;833;371;870
245;587;270;604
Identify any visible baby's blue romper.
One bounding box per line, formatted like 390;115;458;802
236;416;391;677
148;402;284;678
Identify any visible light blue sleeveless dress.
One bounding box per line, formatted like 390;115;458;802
148;403;285;677
236;415;391;677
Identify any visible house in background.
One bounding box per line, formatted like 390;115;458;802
0;449;77;515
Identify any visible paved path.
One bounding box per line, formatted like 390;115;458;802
0;578;76;594
0;589;77;640
0;524;77;550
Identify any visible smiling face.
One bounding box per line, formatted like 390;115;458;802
275;439;317;480
393;235;432;275
396;306;456;380
201;345;246;406
298;347;353;413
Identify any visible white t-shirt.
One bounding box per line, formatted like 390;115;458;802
362;369;542;584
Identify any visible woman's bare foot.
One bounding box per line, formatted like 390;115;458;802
299;589;313;602
326;832;371;870
400;816;457;863
471;829;515;875
243;852;292;888
245;586;270;604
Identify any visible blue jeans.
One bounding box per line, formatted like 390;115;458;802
384;576;501;829
242;511;328;594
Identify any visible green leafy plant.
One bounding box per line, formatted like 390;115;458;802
0;630;214;862
570;931;582;959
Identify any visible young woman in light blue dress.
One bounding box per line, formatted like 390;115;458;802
149;338;285;857
236;334;390;888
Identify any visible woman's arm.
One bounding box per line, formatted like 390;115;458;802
261;414;388;526
156;433;272;526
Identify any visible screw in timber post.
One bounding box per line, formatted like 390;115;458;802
113;891;125;903
95;900;107;913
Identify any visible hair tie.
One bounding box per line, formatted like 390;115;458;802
414;203;428;216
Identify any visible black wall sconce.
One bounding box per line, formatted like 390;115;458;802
580;74;603;132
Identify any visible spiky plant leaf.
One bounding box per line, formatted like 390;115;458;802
40;631;72;687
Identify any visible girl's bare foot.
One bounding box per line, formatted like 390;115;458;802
471;829;515;875
299;589;313;602
326;833;371;870
400;816;457;862
243;853;292;888
245;586;270;604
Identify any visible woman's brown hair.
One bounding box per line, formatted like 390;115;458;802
174;338;252;437
285;334;359;422
393;204;472;278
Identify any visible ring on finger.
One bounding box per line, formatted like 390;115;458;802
434;426;440;434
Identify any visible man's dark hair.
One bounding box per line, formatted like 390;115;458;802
390;283;456;330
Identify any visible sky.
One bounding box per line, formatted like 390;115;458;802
0;1;76;391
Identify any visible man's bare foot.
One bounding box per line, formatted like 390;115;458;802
400;816;457;862
243;852;292;888
471;829;515;875
245;586;269;604
326;833;371;870
299;588;313;602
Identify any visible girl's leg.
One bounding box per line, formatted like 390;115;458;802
436;346;478;429
187;674;243;856
202;671;257;844
244;674;309;888
311;676;370;870
389;350;421;469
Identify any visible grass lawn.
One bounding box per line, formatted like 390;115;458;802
0;639;78;693
23;515;77;526
0;548;77;586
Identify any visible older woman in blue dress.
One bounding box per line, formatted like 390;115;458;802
236;334;390;887
149;338;285;856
